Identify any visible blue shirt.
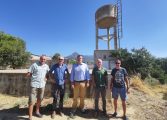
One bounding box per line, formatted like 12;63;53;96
49;63;69;85
28;61;49;88
70;63;90;82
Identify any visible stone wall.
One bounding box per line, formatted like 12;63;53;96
0;70;112;98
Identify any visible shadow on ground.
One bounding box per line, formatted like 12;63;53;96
0;104;115;120
163;93;167;100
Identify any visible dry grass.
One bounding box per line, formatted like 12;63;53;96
130;76;167;98
0;94;28;109
130;76;155;96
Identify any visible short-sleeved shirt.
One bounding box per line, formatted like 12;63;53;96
49;63;68;85
28;61;49;88
111;67;128;88
92;67;108;87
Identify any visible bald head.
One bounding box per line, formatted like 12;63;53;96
96;59;102;68
40;55;46;65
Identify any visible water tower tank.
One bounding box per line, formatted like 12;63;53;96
95;4;117;29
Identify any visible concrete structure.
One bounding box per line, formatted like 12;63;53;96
0;70;112;99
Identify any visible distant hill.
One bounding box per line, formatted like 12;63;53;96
66;52;94;63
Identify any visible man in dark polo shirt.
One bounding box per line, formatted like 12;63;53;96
92;59;108;117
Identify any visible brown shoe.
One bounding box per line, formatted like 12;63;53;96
94;111;98;118
51;111;56;119
57;110;63;116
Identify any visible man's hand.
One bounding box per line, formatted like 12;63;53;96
110;84;113;90
71;84;74;89
86;82;90;87
44;78;47;82
127;87;130;94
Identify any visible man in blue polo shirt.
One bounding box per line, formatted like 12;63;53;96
49;56;69;118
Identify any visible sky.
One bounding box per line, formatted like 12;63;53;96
0;0;167;58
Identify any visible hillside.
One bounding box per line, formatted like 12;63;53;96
66;52;94;63
0;76;167;120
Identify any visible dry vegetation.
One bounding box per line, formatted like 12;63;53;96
0;76;167;120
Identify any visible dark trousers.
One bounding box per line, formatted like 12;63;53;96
94;86;106;112
52;84;65;111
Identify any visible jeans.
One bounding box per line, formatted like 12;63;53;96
52;84;65;111
94;86;106;112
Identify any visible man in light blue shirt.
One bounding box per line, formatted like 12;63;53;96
70;55;90;118
26;55;49;120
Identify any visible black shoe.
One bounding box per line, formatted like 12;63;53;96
69;112;75;119
35;112;43;118
112;112;117;117
94;111;99;117
102;111;107;116
81;109;87;114
122;115;128;120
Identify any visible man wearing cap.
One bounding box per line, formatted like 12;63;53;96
49;56;69;118
70;55;90;118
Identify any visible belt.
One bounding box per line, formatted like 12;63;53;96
74;80;86;83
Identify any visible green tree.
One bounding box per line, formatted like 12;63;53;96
52;53;61;63
131;47;154;79
0;32;30;69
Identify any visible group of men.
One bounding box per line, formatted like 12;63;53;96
26;54;129;120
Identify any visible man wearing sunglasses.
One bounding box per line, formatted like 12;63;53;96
49;56;69;118
110;59;129;120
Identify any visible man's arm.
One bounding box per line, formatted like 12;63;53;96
26;72;32;77
70;65;75;89
85;65;90;87
110;77;113;89
105;70;108;88
49;72;55;83
66;66;70;80
48;65;56;83
125;76;130;93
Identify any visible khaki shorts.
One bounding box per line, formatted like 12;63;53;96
28;87;45;105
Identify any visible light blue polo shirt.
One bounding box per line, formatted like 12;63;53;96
28;61;49;88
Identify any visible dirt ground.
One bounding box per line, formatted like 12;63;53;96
0;86;167;120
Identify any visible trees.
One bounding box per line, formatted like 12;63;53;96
110;47;167;84
52;53;61;63
0;32;30;69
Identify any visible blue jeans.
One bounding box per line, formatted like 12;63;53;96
94;86;106;112
52;84;65;111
